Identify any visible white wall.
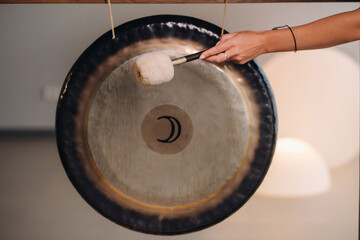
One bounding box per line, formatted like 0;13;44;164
0;3;358;130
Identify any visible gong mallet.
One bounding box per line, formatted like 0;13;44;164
134;50;206;86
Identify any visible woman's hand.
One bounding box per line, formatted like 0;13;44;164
200;31;267;64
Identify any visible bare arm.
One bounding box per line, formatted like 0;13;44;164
200;8;360;64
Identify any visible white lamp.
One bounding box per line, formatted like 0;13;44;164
263;48;359;169
256;138;331;198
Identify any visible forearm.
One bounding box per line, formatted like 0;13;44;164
263;8;360;53
201;8;360;64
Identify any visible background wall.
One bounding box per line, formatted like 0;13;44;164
0;3;358;129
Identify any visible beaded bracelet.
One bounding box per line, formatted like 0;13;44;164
272;25;297;53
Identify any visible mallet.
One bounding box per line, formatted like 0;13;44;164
134;50;205;85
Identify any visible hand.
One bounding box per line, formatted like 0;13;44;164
200;31;267;64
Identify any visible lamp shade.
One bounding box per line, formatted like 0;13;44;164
263;49;359;169
256;138;331;198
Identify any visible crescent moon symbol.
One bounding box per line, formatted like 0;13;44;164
157;116;181;143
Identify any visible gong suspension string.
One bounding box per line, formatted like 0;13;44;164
221;0;229;37
107;0;115;39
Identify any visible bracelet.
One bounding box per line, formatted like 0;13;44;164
272;25;297;53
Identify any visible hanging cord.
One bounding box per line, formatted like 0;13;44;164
220;0;229;37
107;0;115;39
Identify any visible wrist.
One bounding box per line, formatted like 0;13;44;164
262;28;296;54
259;31;268;54
261;30;281;54
256;31;271;55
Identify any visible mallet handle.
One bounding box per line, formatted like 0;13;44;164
172;49;207;66
184;50;206;62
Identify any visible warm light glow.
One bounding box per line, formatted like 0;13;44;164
263;49;359;169
256;138;331;198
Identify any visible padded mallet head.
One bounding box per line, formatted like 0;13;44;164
134;52;174;85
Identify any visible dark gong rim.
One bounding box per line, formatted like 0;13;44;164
56;14;277;235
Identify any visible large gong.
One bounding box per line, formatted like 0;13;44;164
56;15;277;235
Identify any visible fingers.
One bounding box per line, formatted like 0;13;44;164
201;42;230;59
205;52;229;63
199;30;265;64
200;34;234;60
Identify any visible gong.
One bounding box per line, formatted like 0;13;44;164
56;15;277;235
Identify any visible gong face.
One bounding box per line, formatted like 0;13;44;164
56;15;277;235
